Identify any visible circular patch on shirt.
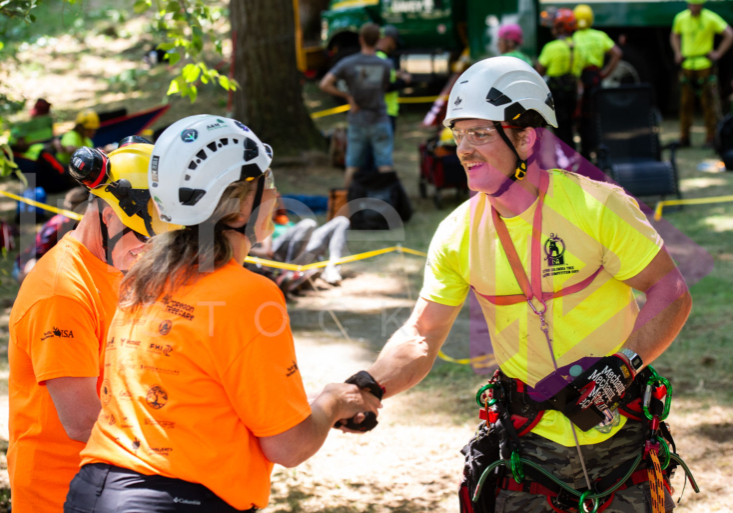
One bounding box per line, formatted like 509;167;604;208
145;386;168;410
101;379;112;405
158;320;172;336
569;365;583;378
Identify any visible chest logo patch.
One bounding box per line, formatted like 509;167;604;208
544;233;566;267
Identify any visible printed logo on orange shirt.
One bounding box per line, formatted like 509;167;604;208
101;379;112;405
146;386;168;410
41;326;75;340
286;360;299;377
147;343;173;357
158;320;173;335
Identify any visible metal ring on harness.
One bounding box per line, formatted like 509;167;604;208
476;383;497;408
579;490;600;513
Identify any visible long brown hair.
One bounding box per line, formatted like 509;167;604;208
119;180;253;312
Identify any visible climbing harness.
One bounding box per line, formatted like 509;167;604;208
460;169;698;512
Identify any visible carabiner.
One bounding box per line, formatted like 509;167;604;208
475;383;497;408
526;297;548;316
510;450;524;483
579;491;600;513
643;370;672;421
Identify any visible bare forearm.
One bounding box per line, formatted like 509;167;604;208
601;46;622;78
277;396;340;467
320;82;350;100
624;290;692;367
716;28;733;58
670;33;681;55
368;324;438;398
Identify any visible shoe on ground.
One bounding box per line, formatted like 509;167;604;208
321;266;343;285
677;137;691;148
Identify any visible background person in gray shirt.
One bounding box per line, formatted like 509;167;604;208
320;23;394;187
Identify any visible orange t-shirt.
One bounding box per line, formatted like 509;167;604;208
8;235;122;513
80;261;311;510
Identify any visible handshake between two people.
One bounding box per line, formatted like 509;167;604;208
311;371;385;434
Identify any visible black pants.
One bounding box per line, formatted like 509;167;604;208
548;75;578;150
65;463;256;513
578;67;602;158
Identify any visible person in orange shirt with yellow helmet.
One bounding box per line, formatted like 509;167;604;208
8;139;172;513
64;115;381;512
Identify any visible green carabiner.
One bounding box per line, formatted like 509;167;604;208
579;491;599;513
657;436;671;470
475;383;497;408
643;365;673;421
510;451;524;483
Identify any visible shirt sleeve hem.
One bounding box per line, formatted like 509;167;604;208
418;292;465;307
36;369;98;385
250;406;312;438
613;243;663;282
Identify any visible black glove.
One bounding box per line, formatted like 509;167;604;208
561;355;635;431
335;371;384;432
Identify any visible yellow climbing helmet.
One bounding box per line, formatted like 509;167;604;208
574;4;594;29
69;143;177;237
75;109;100;130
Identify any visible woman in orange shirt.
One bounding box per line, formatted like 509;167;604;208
64;116;381;512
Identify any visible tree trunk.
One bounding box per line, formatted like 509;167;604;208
230;0;324;156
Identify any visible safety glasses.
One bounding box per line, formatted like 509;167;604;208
451;125;502;146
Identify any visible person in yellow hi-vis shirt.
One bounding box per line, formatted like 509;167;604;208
536;9;582;149
376;25;412;134
54;109;100;166
671;0;733;147
335;57;694;512
573;4;622;158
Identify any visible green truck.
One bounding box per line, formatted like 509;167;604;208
319;0;733;112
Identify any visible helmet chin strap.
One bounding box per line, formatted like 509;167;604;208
96;198;131;266
488;121;528;198
217;175;265;246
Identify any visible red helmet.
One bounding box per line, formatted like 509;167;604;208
498;23;523;46
554;9;577;34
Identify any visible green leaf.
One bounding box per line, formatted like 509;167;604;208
166;78;180;95
0;42;4;51
165;51;181;66
188;85;198;103
182;63;200;83
156;42;175;51
218;75;230;91
133;0;151;14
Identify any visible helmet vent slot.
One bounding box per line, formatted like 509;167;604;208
486;87;512;106
220;138;229;146
207;142;218;152
244;138;259;161
188;161;197;170
196;150;207;161
179;188;206;206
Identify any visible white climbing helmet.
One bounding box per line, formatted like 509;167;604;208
444;56;558;129
149;115;273;226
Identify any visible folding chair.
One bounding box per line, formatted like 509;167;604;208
594;85;681;200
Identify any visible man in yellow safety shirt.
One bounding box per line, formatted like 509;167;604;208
573;4;622;158
338;56;693;512
536;9;583;149
671;0;733;148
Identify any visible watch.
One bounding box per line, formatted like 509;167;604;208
619;348;643;374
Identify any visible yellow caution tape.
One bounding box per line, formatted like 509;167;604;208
310;95;447;119
244;245;427;272
0;189;83;221
654;194;733;220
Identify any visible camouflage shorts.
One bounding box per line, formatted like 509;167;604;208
494;422;675;513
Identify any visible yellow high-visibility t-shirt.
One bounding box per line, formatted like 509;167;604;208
56;130;93;165
538;39;583;77
573;28;615;69
420;169;663;447
673;8;729;70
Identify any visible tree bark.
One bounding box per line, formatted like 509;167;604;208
230;0;324;156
